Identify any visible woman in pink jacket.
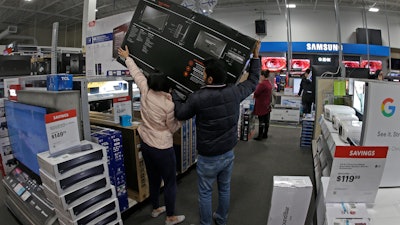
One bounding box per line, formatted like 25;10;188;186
253;69;273;140
118;46;185;225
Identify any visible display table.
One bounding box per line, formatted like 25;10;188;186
270;104;300;123
317;177;400;225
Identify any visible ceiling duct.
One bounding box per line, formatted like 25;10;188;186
181;0;218;16
0;25;18;40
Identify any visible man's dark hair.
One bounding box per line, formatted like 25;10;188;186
305;68;311;74
147;73;170;93
261;70;270;78
204;58;227;84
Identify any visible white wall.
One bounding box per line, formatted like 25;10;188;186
210;7;399;48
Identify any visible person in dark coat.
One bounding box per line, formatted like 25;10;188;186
253;69;273;140
172;42;261;225
298;68;314;114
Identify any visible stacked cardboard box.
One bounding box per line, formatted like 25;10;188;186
267;176;313;225
173;117;197;173
91;125;129;211
37;140;123;225
89;119;150;203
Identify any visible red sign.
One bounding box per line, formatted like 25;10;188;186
334;146;388;158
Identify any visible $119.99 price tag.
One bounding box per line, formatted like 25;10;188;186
326;146;388;203
45;109;80;155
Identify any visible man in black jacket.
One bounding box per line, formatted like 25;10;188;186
172;42;261;225
298;68;314;114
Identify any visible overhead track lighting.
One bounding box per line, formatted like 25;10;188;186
369;7;379;12
286;4;296;9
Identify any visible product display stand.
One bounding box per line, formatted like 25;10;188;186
313;115;399;225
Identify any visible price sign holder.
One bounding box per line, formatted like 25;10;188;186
45;109;81;156
113;96;132;123
326;145;388;203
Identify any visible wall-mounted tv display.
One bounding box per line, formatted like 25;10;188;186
261;57;286;72
5;100;49;175
361;60;382;74
290;59;310;72
343;61;360;68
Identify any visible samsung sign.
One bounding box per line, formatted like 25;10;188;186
306;43;342;52
260;42;389;57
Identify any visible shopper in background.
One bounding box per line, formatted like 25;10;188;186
118;46;185;225
298;68;314;114
172;41;261;225
253;69;273;140
375;69;384;80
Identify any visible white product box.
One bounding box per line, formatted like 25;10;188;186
324;105;355;121
42;175;110;210
325;202;369;223
267;176;313;225
40;161;109;195
37;140;106;179
315;177;330;225
328;218;370;225
332;113;359;130
56;198;121;225
56;186;116;220
338;121;362;143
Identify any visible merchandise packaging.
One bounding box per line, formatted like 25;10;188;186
267;176;313;225
47;74;73;91
325;202;370;224
119;0;257;97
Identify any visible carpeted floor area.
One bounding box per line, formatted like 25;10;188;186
122;124;315;225
0;123;315;225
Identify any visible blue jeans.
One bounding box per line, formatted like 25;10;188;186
197;150;234;225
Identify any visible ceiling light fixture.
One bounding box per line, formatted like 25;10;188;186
286;4;296;9
369;7;379;12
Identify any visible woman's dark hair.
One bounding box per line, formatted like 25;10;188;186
261;70;270;78
147;73;170;93
204;58;227;84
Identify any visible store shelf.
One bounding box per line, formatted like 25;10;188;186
88;91;129;102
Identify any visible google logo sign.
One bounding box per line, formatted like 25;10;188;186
381;98;396;117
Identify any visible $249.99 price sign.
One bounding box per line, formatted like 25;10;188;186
45;109;81;155
326;145;388;203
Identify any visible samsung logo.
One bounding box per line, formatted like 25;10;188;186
349;150;375;156
306;43;342;52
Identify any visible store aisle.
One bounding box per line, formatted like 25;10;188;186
0;124;315;225
123;124;315;225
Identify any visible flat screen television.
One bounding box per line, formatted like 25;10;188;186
346;68;370;79
360;60;382;74
261;57;286;72
0;55;31;76
342;60;360;68
290;59;310;72
4;100;49;175
353;80;366;115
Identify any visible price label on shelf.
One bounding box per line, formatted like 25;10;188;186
113;96;132;123
326;145;388;203
45;109;80;155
